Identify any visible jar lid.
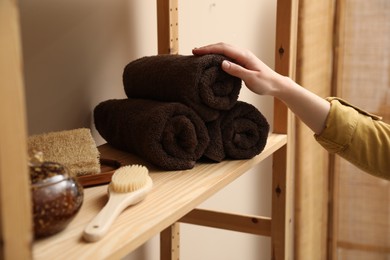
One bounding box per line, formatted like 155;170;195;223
30;161;69;187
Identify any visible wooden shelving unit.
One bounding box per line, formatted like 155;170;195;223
33;134;287;259
0;0;297;259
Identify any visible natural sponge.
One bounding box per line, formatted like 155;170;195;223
28;128;100;177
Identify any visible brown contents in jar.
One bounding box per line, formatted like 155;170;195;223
30;161;83;239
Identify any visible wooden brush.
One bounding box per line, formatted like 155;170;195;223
83;165;152;242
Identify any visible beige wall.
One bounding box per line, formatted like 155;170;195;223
20;0;276;259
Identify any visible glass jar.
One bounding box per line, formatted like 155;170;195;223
30;161;84;239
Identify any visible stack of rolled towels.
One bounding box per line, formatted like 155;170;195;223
94;54;270;170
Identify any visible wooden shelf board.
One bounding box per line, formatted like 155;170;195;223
33;133;287;259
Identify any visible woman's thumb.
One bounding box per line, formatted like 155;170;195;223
222;60;246;80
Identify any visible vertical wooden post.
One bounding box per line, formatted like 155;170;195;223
274;0;298;132
0;1;33;259
157;0;179;54
273;0;298;259
160;223;180;260
157;0;180;259
328;1;344;259
272;146;289;260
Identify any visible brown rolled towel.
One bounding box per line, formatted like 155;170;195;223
204;101;270;161
123;54;242;122
94;99;210;170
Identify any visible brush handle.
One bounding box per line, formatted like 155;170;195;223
83;193;129;242
83;179;153;242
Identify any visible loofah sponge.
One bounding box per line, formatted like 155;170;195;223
28;128;100;177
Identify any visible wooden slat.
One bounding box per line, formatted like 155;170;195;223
157;0;179;54
271;146;292;260
0;1;33;259
337;241;390;254
294;1;335;260
157;0;179;258
180;209;271;237
272;0;298;259
274;0;299;134
160;223;180;260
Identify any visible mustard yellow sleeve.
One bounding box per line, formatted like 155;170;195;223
315;97;390;180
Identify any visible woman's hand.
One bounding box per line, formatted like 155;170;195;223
193;42;331;135
192;42;284;97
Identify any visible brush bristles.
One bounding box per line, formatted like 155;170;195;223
110;165;149;193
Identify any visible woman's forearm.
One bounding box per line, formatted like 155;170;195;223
193;43;331;134
193;42;390;178
272;76;331;135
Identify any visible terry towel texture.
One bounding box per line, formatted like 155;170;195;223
27;128;100;177
204;101;270;162
123;54;242;122
94;99;210;170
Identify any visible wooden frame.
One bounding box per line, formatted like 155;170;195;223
0;0;297;259
0;1;32;259
157;0;179;55
32;134;288;259
157;0;297;259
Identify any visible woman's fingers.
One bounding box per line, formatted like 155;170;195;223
192;42;248;65
221;60;248;79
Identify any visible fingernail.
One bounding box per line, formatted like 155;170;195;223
222;60;230;69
